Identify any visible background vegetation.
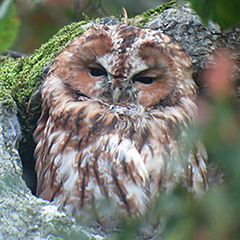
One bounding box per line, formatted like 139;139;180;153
0;0;240;239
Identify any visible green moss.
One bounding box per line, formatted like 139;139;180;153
0;57;18;112
0;85;16;111
131;0;177;25
141;0;176;17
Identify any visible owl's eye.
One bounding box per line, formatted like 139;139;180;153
89;67;107;77
133;76;155;85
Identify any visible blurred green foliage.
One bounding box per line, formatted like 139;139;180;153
189;0;240;28
160;98;240;240
0;0;19;53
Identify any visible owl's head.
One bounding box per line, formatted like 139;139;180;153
47;25;196;109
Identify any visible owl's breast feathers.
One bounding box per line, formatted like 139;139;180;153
34;93;207;222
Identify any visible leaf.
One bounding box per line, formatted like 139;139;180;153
189;0;240;29
0;0;20;53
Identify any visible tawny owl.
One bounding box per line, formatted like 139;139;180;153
34;25;207;226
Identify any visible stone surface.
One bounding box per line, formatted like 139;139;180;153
145;3;240;97
145;3;240;72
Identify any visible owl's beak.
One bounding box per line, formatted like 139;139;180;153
112;87;122;104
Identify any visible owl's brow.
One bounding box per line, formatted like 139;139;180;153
87;62;105;69
129;67;169;81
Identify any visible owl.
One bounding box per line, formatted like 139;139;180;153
34;25;208;227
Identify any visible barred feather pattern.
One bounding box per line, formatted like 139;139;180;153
34;25;207;226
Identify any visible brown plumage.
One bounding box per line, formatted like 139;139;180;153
34;25;207;226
